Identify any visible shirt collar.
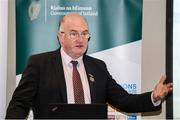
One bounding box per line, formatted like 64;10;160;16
60;48;83;67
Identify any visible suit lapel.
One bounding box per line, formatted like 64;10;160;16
52;49;67;103
83;56;96;103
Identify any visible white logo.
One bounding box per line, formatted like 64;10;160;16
28;1;41;21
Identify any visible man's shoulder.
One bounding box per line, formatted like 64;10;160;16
84;55;106;65
29;49;59;62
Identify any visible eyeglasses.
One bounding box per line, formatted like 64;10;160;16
61;31;90;39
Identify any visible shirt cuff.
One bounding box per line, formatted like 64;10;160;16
151;92;161;106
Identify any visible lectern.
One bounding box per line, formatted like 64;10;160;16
48;103;107;119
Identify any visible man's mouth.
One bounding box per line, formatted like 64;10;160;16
75;45;84;48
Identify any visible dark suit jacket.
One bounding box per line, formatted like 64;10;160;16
6;49;161;119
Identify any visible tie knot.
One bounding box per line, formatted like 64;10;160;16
71;61;78;67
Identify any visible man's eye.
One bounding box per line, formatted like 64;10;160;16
70;32;78;36
82;32;87;36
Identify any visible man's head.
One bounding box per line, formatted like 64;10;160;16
57;13;90;59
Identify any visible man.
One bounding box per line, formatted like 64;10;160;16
6;13;173;119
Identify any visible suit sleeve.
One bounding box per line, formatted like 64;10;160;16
107;78;161;113
100;62;161;113
6;56;39;119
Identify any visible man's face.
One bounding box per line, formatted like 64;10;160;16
58;14;89;59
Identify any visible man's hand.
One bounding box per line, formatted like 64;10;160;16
152;75;173;102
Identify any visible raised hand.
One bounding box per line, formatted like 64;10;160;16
152;75;173;102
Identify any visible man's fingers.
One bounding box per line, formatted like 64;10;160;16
166;83;173;88
159;74;166;84
166;83;173;92
169;88;173;92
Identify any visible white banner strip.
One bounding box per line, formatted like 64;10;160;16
0;0;8;118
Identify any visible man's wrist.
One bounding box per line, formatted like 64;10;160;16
151;92;161;106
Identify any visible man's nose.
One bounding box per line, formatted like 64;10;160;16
76;34;84;42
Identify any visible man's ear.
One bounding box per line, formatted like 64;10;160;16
57;32;63;42
57;32;63;46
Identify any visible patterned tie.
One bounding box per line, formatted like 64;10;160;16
71;61;85;104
